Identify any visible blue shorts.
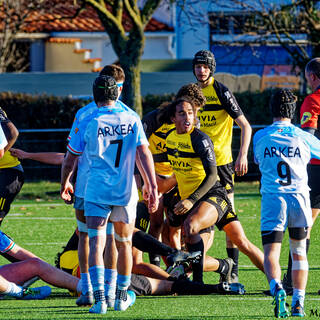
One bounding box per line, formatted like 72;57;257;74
84;200;137;224
261;192;312;232
74;196;84;211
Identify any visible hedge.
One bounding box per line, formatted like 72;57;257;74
0;90;307;181
0;90;307;129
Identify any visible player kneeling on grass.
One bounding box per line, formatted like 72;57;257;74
161;98;264;284
253;89;320;318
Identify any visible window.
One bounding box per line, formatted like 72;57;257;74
209;12;249;35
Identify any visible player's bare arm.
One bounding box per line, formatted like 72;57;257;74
60;151;78;203
10;148;65;165
136;144;159;213
234;114;252;176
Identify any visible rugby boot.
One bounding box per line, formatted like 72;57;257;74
114;289;136;311
273;286;290;318
21;286;51;300
76;291;93;306
219;258;235;283
89;301;107;314
167;250;201;266
291;300;305;317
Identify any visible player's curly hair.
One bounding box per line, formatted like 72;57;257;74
176;83;206;108
270;88;297;119
164;97;195;123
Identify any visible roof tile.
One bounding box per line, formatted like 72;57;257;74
1;1;173;33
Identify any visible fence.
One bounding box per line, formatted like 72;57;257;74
15;126;265;181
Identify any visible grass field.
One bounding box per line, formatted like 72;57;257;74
0;181;319;319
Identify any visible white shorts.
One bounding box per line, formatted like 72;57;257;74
261;192;312;232
84;199;137;224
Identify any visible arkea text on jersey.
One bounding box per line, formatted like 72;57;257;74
98;124;134;137
264;146;301;158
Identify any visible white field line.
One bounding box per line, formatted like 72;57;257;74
6;216;74;220
229;297;320;301
12;203;65;207
23;242;65;245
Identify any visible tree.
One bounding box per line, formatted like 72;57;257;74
213;0;320;71
0;0;33;72
78;0;163;116
0;0;81;73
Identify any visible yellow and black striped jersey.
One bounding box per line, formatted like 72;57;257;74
0;108;20;169
142;109;175;176
166;127;217;201
198;78;243;166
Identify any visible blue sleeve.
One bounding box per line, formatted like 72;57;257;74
67;121;86;156
136;118;148;147
253;129;264;164
0;230;15;253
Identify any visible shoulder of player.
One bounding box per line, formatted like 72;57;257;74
75;101;97;121
253;125;273;144
142;109;165;133
142;109;158;124
117;100;137;115
213;79;231;97
190;128;213;148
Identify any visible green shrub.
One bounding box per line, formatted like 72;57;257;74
0;92;89;129
0;90;307;128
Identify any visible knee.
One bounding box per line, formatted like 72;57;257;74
183;220;199;238
115;233;132;250
27;257;43;270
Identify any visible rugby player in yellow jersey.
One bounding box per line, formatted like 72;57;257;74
141;83;207;264
164;97;263;283
193;50;252;282
0;108;24;231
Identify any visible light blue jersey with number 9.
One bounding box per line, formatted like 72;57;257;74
253;121;320;194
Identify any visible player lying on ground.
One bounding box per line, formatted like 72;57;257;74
56;232;246;299
0;230;82;299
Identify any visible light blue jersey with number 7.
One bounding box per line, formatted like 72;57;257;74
253;120;320;194
83;104;148;206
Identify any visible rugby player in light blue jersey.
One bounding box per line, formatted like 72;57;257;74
253;89;320;318
61;75;158;314
66;65;137;307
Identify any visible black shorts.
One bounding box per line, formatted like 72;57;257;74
166;186;238;231
217;163;234;194
307;164;320;209
0;168;24;222
135;201;150;232
128;274;152;296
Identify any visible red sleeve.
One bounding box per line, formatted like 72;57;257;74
300;95;320;129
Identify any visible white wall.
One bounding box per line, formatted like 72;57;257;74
50;32;175;65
